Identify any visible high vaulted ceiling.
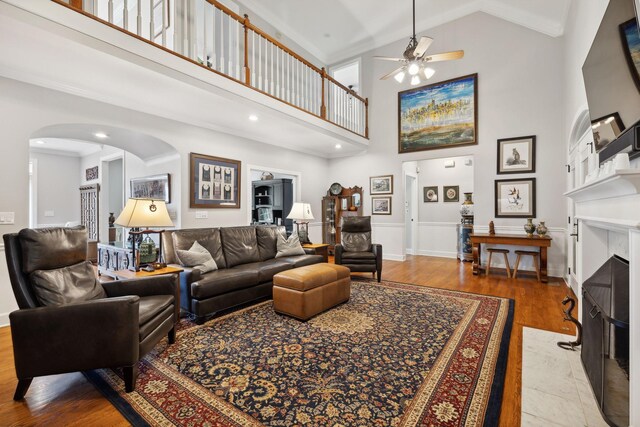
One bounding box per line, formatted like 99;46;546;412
236;0;572;64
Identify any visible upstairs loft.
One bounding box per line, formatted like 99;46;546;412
0;0;369;158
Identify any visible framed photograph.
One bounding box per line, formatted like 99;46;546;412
370;175;393;194
591;113;625;151
130;174;171;203
495;178;536;218
85;166;98;181
620;18;640;92
423;186;438;203
190;153;241;209
372;196;392;215
497;135;536;174
443;185;459;202
398;73;478;153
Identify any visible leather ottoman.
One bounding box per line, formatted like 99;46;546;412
272;263;351;321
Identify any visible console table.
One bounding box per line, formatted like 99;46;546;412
469;233;552;282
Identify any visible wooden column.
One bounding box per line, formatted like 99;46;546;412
320;67;327;119
243;14;251;86
364;97;369;138
70;0;83;10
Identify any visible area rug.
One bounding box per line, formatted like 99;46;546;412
85;278;513;426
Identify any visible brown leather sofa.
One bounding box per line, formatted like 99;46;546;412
3;227;178;399
162;225;323;322
335;216;383;282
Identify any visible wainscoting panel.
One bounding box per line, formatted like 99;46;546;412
417;222;458;259
371;223;406;261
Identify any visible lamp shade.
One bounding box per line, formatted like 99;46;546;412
286;202;314;221
114;198;173;228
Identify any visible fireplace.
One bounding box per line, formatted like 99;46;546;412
581;255;629;426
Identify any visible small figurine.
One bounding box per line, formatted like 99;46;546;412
489;221;495;235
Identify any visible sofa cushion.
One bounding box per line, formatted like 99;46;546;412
191;268;260;299
277;254;324;268
256;226;286;261
275;233;305;258
220;226;260;268
19;226;87;274
29;260;107;306
176;241;218;273
172;228;226;269
236;259;292;283
138;295;174;341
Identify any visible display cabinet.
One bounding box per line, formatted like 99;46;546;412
251;179;293;234
322;185;363;254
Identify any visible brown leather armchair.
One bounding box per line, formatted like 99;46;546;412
3;227;179;400
334;216;382;282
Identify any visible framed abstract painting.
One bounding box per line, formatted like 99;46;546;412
190;153;241;209
620;18;640;92
398;73;478;153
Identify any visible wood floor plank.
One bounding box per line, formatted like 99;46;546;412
0;256;575;426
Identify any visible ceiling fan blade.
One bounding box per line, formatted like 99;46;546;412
373;56;405;62
380;66;406;80
413;36;433;58
424;50;464;62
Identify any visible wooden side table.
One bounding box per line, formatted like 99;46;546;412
303;243;330;263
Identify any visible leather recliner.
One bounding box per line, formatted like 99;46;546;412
3;227;179;399
334;216;382;282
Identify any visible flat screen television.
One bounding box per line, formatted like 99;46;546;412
582;0;640;162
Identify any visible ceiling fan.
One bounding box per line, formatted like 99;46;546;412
375;0;464;85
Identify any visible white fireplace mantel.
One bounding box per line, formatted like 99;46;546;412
564;169;640;203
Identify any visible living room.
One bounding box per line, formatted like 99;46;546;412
0;0;638;426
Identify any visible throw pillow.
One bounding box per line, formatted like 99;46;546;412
176;241;218;273
275;233;305;258
29;260;107;306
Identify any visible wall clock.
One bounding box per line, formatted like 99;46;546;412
329;182;343;195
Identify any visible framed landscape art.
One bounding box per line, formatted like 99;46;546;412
190;153;241;209
495;178;536;218
497;135;536;174
620;18;640;92
372;196;392;215
370;175;393;194
398;73;478;153
130;174;171;203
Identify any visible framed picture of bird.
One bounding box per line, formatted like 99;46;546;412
497;135;536;174
495;178;536;218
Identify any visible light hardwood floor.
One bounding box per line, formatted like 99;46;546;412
0;256;575;426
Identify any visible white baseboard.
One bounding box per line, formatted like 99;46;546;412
384;253;406;262
417;250;457;259
0;312;9;327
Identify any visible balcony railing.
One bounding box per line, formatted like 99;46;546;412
55;0;369;138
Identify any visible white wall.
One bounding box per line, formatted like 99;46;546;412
328;12;567;265
29;151;81;226
107;157;123;215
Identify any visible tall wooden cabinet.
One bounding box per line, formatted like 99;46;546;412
322;185;363;254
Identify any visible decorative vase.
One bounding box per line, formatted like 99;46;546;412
536;221;548;236
108;212;115;227
524;218;535;237
459;192;474;217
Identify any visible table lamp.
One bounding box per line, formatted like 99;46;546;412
287;202;314;244
115;198;173;271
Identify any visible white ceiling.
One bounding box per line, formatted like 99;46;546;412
236;0;572;64
29;138;104;157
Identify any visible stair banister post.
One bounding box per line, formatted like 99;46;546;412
321;67;327;119
243;14;251;86
365;97;369;138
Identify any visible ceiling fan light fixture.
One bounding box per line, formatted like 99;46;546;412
423;67;436;79
394;71;406;83
411;75;421;86
408;62;420;76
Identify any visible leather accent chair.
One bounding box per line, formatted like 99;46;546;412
334;216;382;282
3;227;178;400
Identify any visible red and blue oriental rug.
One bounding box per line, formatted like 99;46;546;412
86;278;513;426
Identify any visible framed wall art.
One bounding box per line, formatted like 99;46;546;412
398;73;478;153
130;173;171;203
85;166;99;181
620;18;640;92
370;175;393;194
372;196;392;215
423;186;438;203
591;113;625;151
190;153;241;209
443;185;459;202
495;178;536;218
497;135;536;174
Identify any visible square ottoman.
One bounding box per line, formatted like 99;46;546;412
273;263;351;321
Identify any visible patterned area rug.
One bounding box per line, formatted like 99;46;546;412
85;279;513;426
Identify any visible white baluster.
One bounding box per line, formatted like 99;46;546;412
251;31;256;87
227;13;233;78
136;0;142;36
108;0;114;23
203;0;208;67
149;0;154;41
123;0;129;31
211;6;216;70
220;11;225;73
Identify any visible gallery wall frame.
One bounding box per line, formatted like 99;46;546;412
494;178;536;218
497;135;536;174
190;153;241;209
443;185;460;202
398;73;478;153
371;196;392;215
370;175;394;195
130;173;171;203
423;186;438;203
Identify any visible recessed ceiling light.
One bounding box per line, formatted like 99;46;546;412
249;115;258;122
35;140;45;145
335;143;342;149
94;132;109;139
